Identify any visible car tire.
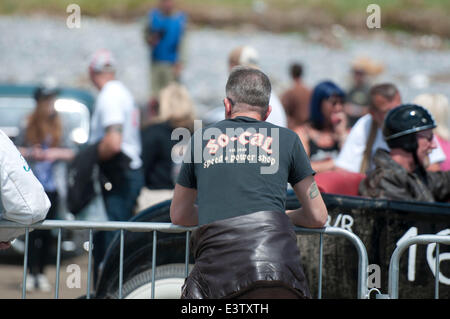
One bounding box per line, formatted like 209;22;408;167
111;263;193;299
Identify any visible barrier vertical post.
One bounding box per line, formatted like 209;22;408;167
435;243;440;299
55;228;62;299
21;228;30;299
318;233;324;299
185;231;190;278
86;229;93;299
151;231;157;299
118;229;125;299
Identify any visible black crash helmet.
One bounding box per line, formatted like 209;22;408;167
382;104;436;153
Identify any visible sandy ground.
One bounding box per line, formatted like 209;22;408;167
0;253;91;299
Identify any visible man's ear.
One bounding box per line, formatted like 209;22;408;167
224;98;233;119
262;105;272;121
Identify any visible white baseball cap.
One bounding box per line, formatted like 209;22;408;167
229;46;260;68
88;49;116;72
239;46;259;67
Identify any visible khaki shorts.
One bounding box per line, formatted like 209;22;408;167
151;62;175;98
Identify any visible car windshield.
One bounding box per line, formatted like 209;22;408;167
0;96;90;145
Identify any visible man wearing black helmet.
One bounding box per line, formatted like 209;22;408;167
359;104;450;202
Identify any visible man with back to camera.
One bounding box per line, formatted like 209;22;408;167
88;49;144;281
170;66;328;299
359;104;450;202
335;83;446;174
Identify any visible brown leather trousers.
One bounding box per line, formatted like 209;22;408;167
181;210;311;299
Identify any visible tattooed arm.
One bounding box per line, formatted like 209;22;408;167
286;176;328;228
98;124;123;161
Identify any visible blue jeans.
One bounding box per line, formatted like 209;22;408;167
93;167;144;284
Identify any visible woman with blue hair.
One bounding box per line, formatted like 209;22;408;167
296;80;349;172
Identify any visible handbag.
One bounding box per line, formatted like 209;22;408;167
66;143;99;215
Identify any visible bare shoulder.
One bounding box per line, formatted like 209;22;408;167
292;124;310;149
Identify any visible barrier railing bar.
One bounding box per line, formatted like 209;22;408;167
318;233;323;299
55;228;62;299
118;229;125;299
151;230;157;299
185;231;190;278
21;228;30;299
86;229;93;299
0;220;196;233
388;235;450;299
435;243;440;299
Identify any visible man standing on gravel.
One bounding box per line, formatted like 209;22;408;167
145;0;187;98
88;49;144;282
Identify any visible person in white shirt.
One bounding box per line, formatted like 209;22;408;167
0;129;50;249
228;45;287;127
335;83;446;174
88;49;144;282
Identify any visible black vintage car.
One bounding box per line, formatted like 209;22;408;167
93;170;450;299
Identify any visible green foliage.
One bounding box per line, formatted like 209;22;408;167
1;0;449;16
1;0;449;34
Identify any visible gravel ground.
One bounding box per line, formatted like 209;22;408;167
0;253;90;299
1;14;450;112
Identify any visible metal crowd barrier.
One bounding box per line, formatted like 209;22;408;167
0;220;369;299
293;226;369;299
387;234;450;299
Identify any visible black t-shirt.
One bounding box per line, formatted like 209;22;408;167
177;116;314;225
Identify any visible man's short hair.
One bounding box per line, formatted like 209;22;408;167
369;83;399;110
290;63;303;79
225;66;271;115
